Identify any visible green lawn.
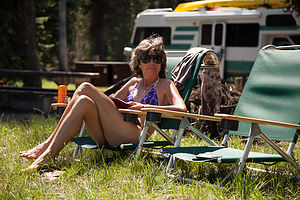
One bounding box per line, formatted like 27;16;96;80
0;115;299;199
42;78;108;92
42;79;76;90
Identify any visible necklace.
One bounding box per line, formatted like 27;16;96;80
139;78;159;93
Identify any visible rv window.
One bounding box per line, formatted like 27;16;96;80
290;35;300;44
215;24;223;46
133;27;171;45
201;24;212;45
266;15;296;26
226;23;259;47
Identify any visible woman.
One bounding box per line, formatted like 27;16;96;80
20;36;187;170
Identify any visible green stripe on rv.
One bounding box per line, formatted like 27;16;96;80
176;27;199;31
225;60;254;73
173;35;194;40
260;25;300;31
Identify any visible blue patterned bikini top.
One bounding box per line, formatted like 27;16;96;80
125;79;159;105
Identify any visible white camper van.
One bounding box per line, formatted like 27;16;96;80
124;1;300;80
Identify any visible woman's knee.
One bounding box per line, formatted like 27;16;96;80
76;95;95;109
75;82;95;96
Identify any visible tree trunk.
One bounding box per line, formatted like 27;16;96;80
199;68;222;138
17;0;41;87
59;0;69;71
90;0;106;60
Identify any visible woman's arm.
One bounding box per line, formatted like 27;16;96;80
150;80;187;112
164;80;187;112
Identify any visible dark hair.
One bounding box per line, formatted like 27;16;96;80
129;36;167;78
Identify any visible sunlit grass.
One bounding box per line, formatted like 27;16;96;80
5;77;109;92
42;79;76;90
42;78;108;91
0;116;299;199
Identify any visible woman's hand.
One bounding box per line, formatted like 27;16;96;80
128;102;145;110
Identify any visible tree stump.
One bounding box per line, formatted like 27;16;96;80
198;53;222;138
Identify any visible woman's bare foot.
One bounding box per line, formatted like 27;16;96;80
22;150;53;172
19;142;50;159
22;157;47;172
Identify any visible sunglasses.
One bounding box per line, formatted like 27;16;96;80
141;54;162;64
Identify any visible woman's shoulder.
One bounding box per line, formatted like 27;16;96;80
159;79;173;87
157;79;174;91
127;77;141;85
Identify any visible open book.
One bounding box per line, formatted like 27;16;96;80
110;96;132;109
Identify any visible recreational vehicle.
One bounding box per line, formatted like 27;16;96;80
124;1;300;80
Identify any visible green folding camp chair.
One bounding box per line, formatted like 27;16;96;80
72;48;220;158
162;45;300;187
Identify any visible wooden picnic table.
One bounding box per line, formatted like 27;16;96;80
0;69;100;113
0;68;101;86
0;68;100;77
75;61;131;86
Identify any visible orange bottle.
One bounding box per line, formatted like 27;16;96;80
57;85;67;103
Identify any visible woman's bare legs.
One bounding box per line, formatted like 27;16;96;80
20;83;97;159
75;82;142;145
23;82;141;170
24;95;106;170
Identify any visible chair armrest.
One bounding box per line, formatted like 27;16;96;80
214;113;300;129
118;108;146;115
141;108;221;122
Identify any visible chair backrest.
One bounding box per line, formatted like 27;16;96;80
165;57;183;80
158;49;214;129
231;46;300;143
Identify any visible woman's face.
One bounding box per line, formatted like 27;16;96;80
139;52;162;78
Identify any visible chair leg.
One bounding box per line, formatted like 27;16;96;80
259;132;300;171
221;132;229;146
166;155;190;184
220;164;239;186
166;119;188;170
287;142;295;158
150;122;175;145
173;117;190;147
73;121;85;159
231;123;260;186
188;124;218;146
171;129;178;140
166;154;175;174
166;154;226;189
135;121;150;156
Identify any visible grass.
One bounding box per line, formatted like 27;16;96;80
0;115;299;199
42;79;77;90
7;78;107;92
42;78;108;92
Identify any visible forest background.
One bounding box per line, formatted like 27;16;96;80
1;0;300;87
